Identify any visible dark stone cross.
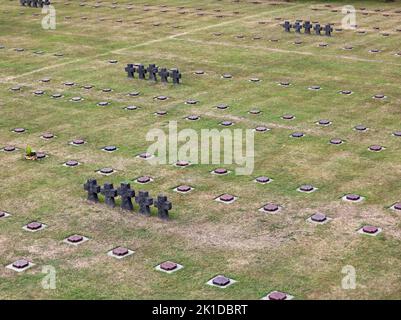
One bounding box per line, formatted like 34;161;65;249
32;0;38;7
314;23;322;35
117;183;135;211
303;21;312;34
20;0;26;6
101;183;117;207
283;21;292;32
135;191;154;216
171;69;182;84
125;64;135;78
294;21;302;33
147;64;158;81
137;64;147;79
158;68;170;83
154;195;172;220
84;179;100;202
325;24;333;36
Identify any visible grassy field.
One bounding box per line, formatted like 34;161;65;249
1;0;401;299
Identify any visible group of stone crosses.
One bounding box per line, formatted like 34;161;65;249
20;0;51;7
84;179;172;220
283;21;333;36
125;63;182;84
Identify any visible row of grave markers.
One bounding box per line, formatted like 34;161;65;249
283;21;333;36
84;179;172;220
125;63;182;84
20;0;51;7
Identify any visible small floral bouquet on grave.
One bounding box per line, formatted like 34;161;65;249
25;145;37;160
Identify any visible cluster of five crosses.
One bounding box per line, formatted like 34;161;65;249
283;21;333;36
84;179;172;220
125;63;182;84
20;0;51;7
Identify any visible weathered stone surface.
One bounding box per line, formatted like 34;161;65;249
160;261;178;271
268;291;287;300
103;145;117;152
214;168;228;175
346;194;361;201
65;160;79;167
26;222;42;230
177;185;191;192
212;276;230;286
311;213;327;222
369;145;383;151
291;132;304;138
263;203;279;212
330;138;343;145
256;176;270;183
219;194;234;202
112;247;129;256
67;235;84;243
137;176;151;183
362;226;378;234
12;259;29;269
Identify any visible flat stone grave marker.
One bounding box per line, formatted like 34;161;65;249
102;145;118;152
307;213;331;224
354;125;368;131
52;93;63;99
255;176;272;184
136;176;153;184
98;167;115;175
186;115;200;121
207;275;236;288
249;109;261;114
342;194;364;202
373;94;386;99
175;160;190;167
155;110;168;116
125;105;139;111
128;91;140;97
23;221;46;232
297;184;317;193
393;131;401;137
358;225;382;236
369;145;383;152
136;152;153;160
255;126;269;132
220;120;234;126
259;203;280;213
390;202;401;211
339;90;353;95
64;234;89;246
308;85;321;91
70;97;83;102
317;119;331;126
108;247;134;259
212;168;230;175
0;210;11;218
185;99;198;105
64;160;80;167
282;114;295;120
290;132;304;138
156;261;183;273
262;291;294;300
33;90;45;95
97;101;110;106
2;145;17;152
215;193;237;204
6;259;34;272
330;138;343;145
13;127;26;133
70;139;86;146
174;185;193;193
221;73;232;79
216;104;229;110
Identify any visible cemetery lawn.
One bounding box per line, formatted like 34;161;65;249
1;0;401;299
